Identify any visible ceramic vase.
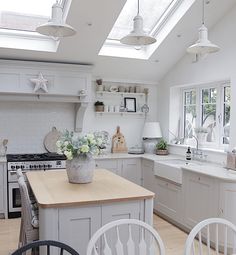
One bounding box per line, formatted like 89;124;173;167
66;156;95;184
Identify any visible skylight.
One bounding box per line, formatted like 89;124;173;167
99;0;196;60
0;0;71;52
0;0;56;32
108;0;175;41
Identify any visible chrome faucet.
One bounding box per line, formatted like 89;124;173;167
192;135;199;150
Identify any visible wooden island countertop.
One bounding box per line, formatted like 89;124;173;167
26;169;154;208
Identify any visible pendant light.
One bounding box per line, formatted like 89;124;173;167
36;1;76;38
187;0;220;55
120;0;156;46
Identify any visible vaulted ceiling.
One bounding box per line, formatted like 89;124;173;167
0;0;235;84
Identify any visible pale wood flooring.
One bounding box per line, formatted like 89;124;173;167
0;214;187;255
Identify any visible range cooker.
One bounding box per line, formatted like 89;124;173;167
7;153;66;218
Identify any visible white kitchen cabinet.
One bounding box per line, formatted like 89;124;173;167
121;159;142;185
0;163;5;215
155;177;182;223
219;183;236;223
95;159;121;175
183;171;217;229
95;158;142;185
142;159;155;192
59;206;101;255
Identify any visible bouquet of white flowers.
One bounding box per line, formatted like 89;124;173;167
56;130;103;160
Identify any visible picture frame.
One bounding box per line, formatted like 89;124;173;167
124;97;136;112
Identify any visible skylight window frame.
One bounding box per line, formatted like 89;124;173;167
0;0;72;52
99;0;195;60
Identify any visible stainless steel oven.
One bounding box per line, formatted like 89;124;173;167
7;153;66;218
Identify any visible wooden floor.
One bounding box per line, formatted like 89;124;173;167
0;214;188;255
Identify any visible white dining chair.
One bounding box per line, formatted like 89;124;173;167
87;219;165;255
184;218;236;255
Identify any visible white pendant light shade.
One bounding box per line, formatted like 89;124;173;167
187;0;220;55
187;24;220;54
36;2;76;37
120;14;156;46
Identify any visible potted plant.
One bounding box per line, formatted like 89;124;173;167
94;101;104;112
56;130;103;183
156;139;168;155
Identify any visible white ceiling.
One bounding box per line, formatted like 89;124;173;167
0;0;235;84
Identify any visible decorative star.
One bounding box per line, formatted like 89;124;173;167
30;72;49;93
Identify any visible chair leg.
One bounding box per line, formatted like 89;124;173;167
18;218;24;248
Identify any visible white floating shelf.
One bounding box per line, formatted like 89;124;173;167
96;91;145;97
95;111;145;117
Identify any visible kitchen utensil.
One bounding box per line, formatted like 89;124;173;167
111;126;128;153
44;127;61;153
0;139;8;157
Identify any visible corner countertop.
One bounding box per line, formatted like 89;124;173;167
26;169;154;208
95;153;236;182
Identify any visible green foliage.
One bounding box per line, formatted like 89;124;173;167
156;139;167;150
94;101;104;106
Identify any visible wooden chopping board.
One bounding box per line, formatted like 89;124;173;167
111;126;128;153
44;127;61;153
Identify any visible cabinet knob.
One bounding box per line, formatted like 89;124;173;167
198;177;201;181
95;164;98;167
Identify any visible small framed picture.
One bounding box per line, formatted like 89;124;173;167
124;97;136;112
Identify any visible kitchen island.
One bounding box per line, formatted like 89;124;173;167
26;169;154;255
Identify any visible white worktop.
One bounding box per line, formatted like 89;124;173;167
0;157;6;163
95;153;236;182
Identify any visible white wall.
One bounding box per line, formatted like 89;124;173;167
0;82;158;153
84;81;158;149
157;4;236;152
0;102;74;153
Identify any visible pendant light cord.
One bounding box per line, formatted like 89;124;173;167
202;0;205;25
137;0;140;15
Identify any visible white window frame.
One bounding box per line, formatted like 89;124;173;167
181;81;230;150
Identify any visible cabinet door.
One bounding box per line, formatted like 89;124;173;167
102;201;141;225
121;159;142;185
0;164;5;214
183;172;217;229
142;159;155;192
218;183;236;247
155;177;181;222
95;159;121;176
59;206;101;255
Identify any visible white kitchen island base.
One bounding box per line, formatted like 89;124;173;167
27;169;154;255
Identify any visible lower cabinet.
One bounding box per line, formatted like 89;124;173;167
183;171;218;229
95;158;142;185
219;183;236;224
155;177;182;223
142;159;155;192
56;200;145;255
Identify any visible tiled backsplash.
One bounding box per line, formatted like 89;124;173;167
0;102;74;153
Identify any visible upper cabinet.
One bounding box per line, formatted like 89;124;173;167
0;60;92;103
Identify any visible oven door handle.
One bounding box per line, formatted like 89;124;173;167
9;170;26;174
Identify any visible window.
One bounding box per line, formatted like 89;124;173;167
99;0;196;59
182;82;231;148
0;0;71;52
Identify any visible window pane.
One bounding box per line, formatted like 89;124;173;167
184;90;196;105
202;88;217;103
202;104;216;142
224;86;231;103
184;105;196;137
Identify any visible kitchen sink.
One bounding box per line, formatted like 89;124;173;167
154;159;203;185
159;158;202;166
